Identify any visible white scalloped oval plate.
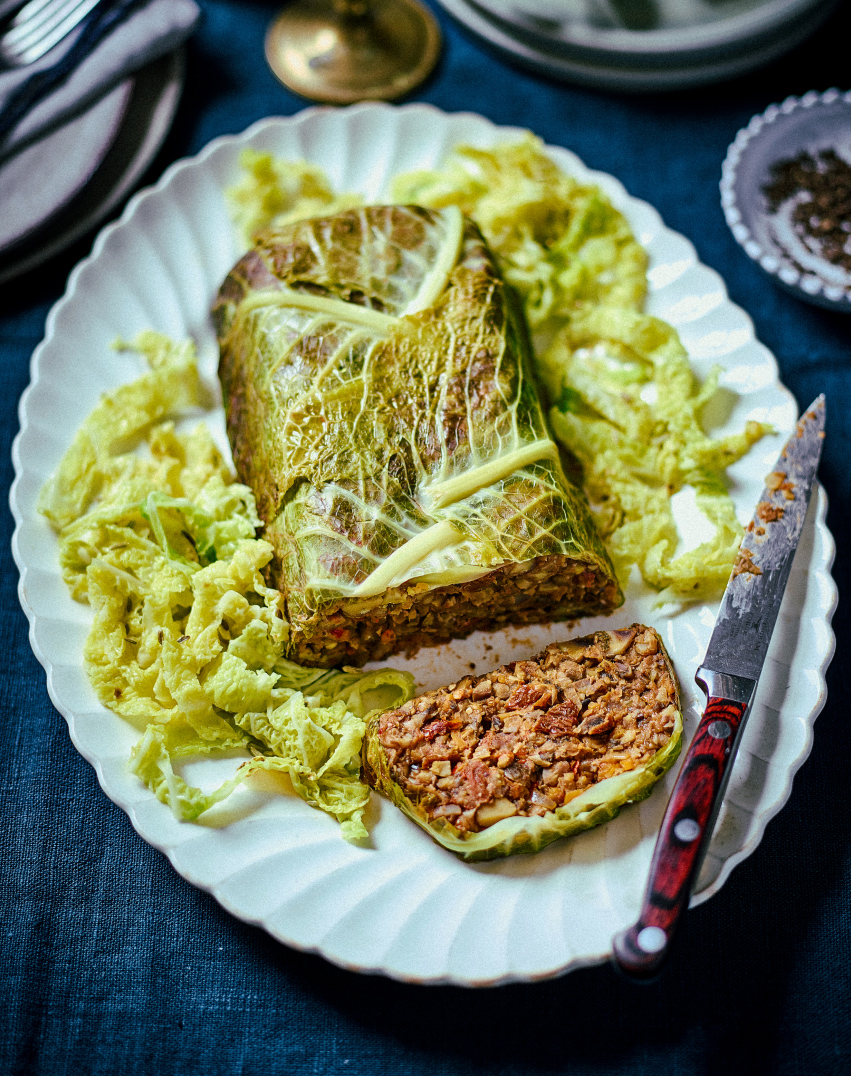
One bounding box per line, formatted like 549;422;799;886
10;103;837;985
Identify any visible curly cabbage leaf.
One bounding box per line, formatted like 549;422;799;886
38;331;210;531
128;661;414;840
227;148;364;249
214;205;619;641
541;305;771;603
41;335;415;839
390;135;648;332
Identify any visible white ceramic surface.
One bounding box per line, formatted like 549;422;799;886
10;103;837;985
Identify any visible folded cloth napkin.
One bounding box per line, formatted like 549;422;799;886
0;0;200;163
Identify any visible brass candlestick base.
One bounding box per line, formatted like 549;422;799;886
265;0;442;105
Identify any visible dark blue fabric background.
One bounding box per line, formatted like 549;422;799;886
2;3;849;1073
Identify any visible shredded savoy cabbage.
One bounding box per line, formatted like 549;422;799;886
39;333;414;840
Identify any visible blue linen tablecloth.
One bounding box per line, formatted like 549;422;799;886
1;2;849;1072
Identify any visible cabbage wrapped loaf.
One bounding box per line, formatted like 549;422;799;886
214;205;621;667
363;624;683;861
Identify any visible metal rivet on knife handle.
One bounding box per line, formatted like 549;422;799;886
612;694;751;979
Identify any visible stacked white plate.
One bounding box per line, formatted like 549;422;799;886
435;0;837;91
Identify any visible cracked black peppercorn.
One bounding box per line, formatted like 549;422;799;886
763;149;851;273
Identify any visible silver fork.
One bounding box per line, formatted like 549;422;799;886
0;0;102;68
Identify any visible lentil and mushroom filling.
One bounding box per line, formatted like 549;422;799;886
369;625;678;834
288;553;618;668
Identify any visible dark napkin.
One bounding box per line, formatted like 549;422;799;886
0;0;199;162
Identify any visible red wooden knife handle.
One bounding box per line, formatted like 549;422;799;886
612;695;748;979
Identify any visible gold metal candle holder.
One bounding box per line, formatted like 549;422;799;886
265;0;442;105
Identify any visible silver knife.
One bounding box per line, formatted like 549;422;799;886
612;394;826;978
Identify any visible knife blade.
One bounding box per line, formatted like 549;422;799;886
612;395;826;979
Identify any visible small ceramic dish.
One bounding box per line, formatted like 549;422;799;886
721;88;851;312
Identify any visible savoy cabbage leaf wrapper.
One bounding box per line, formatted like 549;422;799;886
213;205;622;668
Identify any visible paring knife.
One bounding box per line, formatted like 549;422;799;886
612;395;826;979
